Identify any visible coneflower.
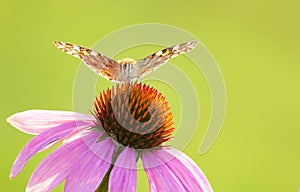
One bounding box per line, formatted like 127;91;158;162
8;83;213;192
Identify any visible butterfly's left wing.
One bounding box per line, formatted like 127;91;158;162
132;40;199;79
54;41;120;82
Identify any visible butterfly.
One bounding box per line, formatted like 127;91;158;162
53;40;199;82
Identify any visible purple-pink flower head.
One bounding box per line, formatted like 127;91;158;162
8;83;213;192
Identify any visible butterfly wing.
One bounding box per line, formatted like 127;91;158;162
53;41;120;82
133;40;199;79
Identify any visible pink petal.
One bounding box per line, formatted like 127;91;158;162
26;131;100;192
142;148;213;192
142;151;186;191
64;137;115;192
7;110;94;134
109;147;137;192
10;121;93;179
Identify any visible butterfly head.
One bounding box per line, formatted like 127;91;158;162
117;58;136;65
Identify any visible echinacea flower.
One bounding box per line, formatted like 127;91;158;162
8;83;213;192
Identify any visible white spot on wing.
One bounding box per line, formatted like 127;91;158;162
73;45;80;51
173;45;180;50
155;51;163;56
90;51;98;56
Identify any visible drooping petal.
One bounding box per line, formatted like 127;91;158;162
7;110;94;134
142;148;213;192
26;131;100;192
64;137;115;192
109;147;137;192
10;121;93;179
142;151;186;191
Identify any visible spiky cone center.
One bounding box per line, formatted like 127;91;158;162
93;83;174;149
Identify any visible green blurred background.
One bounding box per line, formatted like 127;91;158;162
1;0;299;191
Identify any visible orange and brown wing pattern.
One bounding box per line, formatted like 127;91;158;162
134;40;199;79
53;41;120;82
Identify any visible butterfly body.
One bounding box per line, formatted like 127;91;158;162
116;58;137;82
54;40;198;82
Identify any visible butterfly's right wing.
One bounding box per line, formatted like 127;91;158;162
132;40;199;79
54;41;120;82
